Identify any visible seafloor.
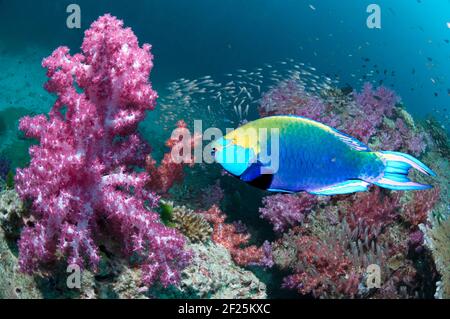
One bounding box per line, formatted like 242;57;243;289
0;18;449;299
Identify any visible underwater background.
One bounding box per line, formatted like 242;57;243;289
0;0;449;299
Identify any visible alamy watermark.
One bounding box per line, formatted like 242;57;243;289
66;4;81;29
367;4;382;29
366;264;382;289
66;264;81;289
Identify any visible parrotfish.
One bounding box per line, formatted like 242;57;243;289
212;116;436;195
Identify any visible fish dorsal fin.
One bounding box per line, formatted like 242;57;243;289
330;128;371;151
272;115;371;151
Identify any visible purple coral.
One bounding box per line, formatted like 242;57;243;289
259;80;341;127
15;15;190;287
259;193;317;233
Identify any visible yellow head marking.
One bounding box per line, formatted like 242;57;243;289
225;127;260;155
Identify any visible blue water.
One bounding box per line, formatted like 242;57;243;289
1;0;449;122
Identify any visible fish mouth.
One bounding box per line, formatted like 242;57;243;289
212;137;257;176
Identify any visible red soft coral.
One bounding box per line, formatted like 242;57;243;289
201;205;271;267
282;234;359;298
146;120;200;195
343;188;402;240
402;187;440;227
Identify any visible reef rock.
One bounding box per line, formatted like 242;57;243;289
0;189;27;238
0;228;41;299
149;242;267;299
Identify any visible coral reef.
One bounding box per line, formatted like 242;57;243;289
424;217;450;299
14;14;190;287
0;16;447;298
272;216;386;298
341;188;401;240
258;80;445;299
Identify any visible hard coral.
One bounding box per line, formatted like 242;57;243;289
172;205;212;243
15;14;190;287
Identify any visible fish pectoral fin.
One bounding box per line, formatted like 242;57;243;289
308;180;370;196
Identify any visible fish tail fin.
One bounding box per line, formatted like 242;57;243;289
373;151;436;191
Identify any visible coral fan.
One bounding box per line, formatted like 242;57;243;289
259;193;317;233
201;205;272;267
15;15;190;286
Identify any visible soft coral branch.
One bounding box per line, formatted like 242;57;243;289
146;120;200;195
201;205;272;267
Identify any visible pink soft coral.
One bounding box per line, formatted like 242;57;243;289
15;14;190;287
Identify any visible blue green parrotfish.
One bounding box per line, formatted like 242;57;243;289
212;115;436;195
